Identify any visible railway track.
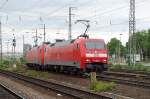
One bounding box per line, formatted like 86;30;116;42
103;71;150;79
0;83;23;99
0;69;111;99
97;72;150;89
110;69;150;76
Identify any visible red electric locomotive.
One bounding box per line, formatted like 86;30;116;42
26;44;48;70
25;37;108;73
45;38;108;73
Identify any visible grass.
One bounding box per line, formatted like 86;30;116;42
10;66;50;80
24;70;49;79
90;81;115;92
0;59;50;80
0;60;10;70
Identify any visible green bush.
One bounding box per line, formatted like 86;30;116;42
110;64;123;70
24;70;49;79
146;68;150;72
90;81;115;92
11;66;26;73
20;57;26;64
0;60;10;70
0;59;50;80
2;60;10;65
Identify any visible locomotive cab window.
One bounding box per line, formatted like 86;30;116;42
85;41;105;49
76;44;80;49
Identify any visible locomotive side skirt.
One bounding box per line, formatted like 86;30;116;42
45;61;80;68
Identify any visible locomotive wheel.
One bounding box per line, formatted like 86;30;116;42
56;66;60;72
77;69;83;76
41;66;45;71
37;65;41;71
72;68;78;75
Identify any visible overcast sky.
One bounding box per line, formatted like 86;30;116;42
0;0;150;52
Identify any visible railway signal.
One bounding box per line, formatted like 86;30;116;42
12;33;16;68
12;37;16;47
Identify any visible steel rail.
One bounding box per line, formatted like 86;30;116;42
97;74;150;89
103;71;150;79
110;69;150;75
0;83;24;99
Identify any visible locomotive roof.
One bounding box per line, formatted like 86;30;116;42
50;38;104;47
50;39;75;47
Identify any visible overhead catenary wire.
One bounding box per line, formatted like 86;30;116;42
92;15;150;30
3;15;150;43
0;0;8;10
1;0;149;31
82;0;150;19
0;0;148;36
0;0;149;24
0;0;77;33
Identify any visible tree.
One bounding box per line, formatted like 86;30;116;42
145;29;150;58
126;30;148;60
107;38;125;57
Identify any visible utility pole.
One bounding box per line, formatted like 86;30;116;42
32;29;41;46
39;24;46;43
0;21;2;62
6;40;10;65
23;35;24;57
43;24;46;43
0;0;8;62
129;0;136;65
6;40;10;58
26;29;41;47
119;34;122;64
68;7;76;40
35;29;38;46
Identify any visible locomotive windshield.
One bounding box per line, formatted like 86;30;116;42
85;41;105;49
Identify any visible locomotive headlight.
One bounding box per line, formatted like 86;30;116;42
86;59;90;62
86;53;107;57
98;54;107;57
86;53;94;57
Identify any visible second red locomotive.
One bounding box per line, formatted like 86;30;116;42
25;37;108;73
